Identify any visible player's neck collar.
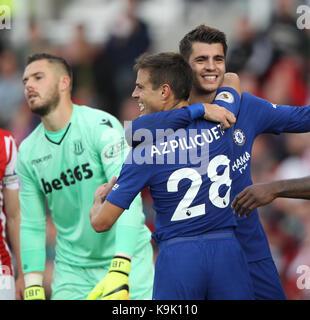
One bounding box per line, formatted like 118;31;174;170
44;123;72;145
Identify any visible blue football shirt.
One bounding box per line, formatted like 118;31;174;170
107;87;241;243
124;91;310;260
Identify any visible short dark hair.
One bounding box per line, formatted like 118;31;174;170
179;25;227;61
26;53;73;88
134;52;192;101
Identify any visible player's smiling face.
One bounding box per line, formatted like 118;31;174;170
188;42;226;94
23;60;60;116
132;68;163;115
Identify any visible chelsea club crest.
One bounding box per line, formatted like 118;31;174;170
233;129;246;146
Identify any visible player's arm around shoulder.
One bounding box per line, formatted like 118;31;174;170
90;176;125;232
202;73;241;129
222;72;241;97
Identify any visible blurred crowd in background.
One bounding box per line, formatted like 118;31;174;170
1;0;310;299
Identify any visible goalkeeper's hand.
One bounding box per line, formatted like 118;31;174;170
87;256;131;300
24;272;45;300
24;286;46;300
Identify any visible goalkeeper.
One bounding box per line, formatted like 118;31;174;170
18;53;154;300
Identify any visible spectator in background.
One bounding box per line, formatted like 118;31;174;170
0;38;5;55
274;133;310;182
93;0;152;118
0;50;24;130
284;219;310;299
15;19;51;71
11;19;53;143
227;16;273;78
266;0;309;65
261;57;307;106
259;0;309;107
227;0;310;104
119;97;140;122
62;24;97;106
226;15;274;88
250;135;280;185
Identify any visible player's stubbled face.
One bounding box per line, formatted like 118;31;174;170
188;42;226;94
132;69;163;115
23;60;60;117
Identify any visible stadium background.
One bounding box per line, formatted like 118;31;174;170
1;0;310;299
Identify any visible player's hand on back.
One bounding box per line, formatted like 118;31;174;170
203;103;236;130
90;176;117;224
93;176;117;205
231;183;277;217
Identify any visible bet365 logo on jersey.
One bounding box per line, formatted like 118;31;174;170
41;163;93;194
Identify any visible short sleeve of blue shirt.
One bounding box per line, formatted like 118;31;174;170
214;87;241;116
